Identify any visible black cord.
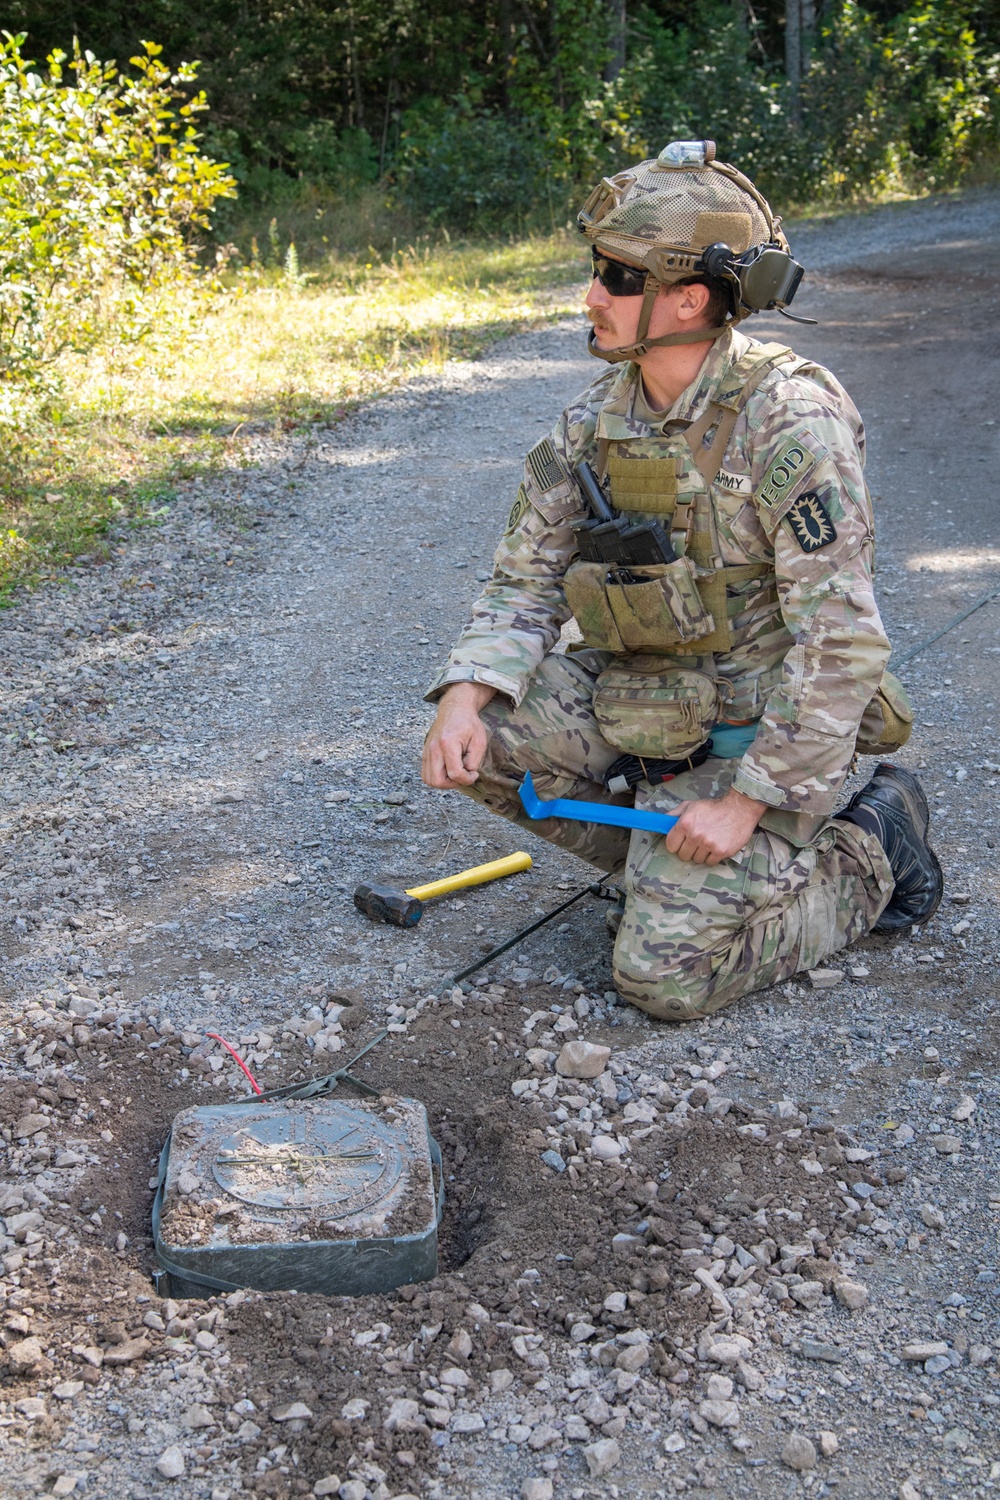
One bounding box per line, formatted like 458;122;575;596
891;585;1000;670
448;880;612;988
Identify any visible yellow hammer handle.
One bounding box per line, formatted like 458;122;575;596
407;851;532;903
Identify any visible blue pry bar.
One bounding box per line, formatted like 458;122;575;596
518;771;679;836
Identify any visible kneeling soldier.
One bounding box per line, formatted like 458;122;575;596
422;140;941;1021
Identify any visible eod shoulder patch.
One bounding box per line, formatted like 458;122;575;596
758;437;821;512
785;491;837;552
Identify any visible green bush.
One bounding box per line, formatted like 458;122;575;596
0;32;236;399
395;100;552;233
394;0;999;235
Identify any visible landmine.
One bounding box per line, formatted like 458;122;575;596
153;1095;442;1298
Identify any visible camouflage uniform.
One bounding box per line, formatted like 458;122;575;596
427;327;896;1020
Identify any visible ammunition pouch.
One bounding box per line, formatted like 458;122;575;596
593;658;723;758
564;557;713;654
564;556;774;657
855;669;913;756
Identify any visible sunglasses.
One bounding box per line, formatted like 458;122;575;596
591;250;649;297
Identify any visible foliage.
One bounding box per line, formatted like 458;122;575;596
0;32;236;396
0;230;584;600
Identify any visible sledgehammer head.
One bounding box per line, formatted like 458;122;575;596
353;882;423;928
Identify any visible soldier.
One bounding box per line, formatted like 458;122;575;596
422;140;942;1021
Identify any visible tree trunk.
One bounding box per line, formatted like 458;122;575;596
801;0;815;72
603;0;626;83
785;0;801;124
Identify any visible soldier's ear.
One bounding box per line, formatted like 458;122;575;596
672;280;712;323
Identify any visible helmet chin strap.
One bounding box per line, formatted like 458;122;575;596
588;275;730;363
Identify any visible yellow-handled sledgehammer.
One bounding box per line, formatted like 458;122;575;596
354;851;532;928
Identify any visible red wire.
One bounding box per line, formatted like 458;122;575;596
206;1032;262;1095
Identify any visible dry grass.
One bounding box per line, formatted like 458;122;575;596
0;231;586;602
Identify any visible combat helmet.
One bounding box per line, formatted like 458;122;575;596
578;139;806;362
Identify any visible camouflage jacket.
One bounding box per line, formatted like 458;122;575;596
427;327;891;816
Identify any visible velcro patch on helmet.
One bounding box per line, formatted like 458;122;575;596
694;211;753;253
757;438;821;512
785;491;837;552
526;437;567;494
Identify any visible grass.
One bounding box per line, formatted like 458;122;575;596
0;229;587;604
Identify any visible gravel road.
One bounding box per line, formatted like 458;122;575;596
1;189;998;1500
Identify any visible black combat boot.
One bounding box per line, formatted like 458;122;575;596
606;894;625;938
836;763;943;933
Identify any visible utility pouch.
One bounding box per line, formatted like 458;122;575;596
855;668;914;756
593;659;723;758
564;556;714;655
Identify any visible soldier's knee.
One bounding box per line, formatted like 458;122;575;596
611;951;713;1022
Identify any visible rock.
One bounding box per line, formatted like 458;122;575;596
924;1354;951;1375
790;1280;825;1310
490;1369;515;1392
15;1397;47;1421
933;1135;961;1155
590;1134;623;1161
603;1292;628;1314
272;1401;312;1422
312;1478;341;1498
833;1278;869;1310
383;1398;419;1431
339;1483;367;1500
952;1095;976;1121
663;1432;686;1453
183;1404;215;1430
541;1149;566;1173
5;1336;45;1373
583;1438;621;1478
340;1398;368;1420
807;968;844;989
155;1446;186;1479
781;1434;817;1471
51;1478;79;1498
699;1399;739;1428
969;1344;993;1366
706;1374;733;1400
103;1338;151;1366
797;1342;844;1364
902;1341;948;1361
447;1328;473;1361
819;1431;839;1457
920;1204;946;1229
699;1332;752;1365
579;1394;611;1426
527;1422;560;1450
451;1412;486;1434
555;1040;611;1079
53;1381;85;1400
615;1343;649;1373
522;1480;554;1500
570;1322;597;1342
13;1114;49;1139
899;1483;921;1500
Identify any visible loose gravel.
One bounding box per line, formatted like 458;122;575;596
1;189;999;1500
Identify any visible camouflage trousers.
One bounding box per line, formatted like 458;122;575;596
457;650;895;1021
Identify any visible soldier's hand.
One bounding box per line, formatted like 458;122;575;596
664;787;767;866
422;683;496;789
